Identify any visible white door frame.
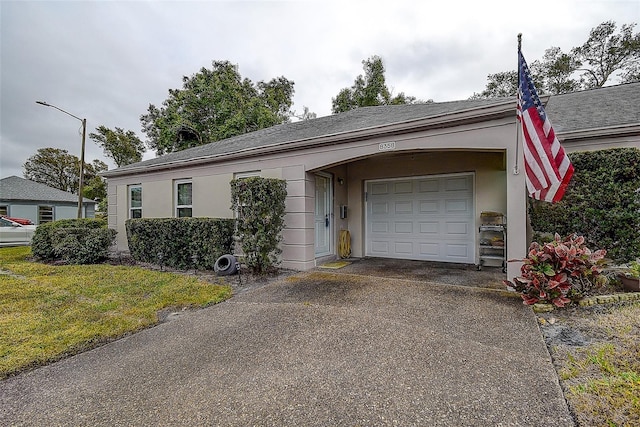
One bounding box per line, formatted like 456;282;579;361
314;172;333;257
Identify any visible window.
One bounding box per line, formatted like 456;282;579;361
233;171;260;219
0;206;7;216
129;185;142;218
234;171;260;180
38;206;54;223
175;180;192;218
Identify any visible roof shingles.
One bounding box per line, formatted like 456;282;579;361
105;82;639;176
0;176;94;204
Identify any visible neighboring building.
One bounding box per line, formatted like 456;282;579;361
103;83;640;279
0;176;96;224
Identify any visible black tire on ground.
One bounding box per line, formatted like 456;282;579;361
214;254;238;276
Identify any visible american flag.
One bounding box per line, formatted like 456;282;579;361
517;50;573;203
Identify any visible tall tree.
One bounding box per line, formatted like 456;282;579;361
621;63;640;83
470;55;564;99
23;148;79;193
140;60;295;155
23;148;104;197
572;21;640;88
537;46;582;94
331;56;422;114
82;160;108;212
89;126;145;167
472;20;640;99
469;70;520;99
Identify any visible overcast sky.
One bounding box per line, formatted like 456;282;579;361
1;0;638;179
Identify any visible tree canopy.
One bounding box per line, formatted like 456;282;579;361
24;148;80;194
471;20;640;99
23;148;107;205
82;160;108;211
331;56;425;114
140;60;295;155
89;126;145;167
574;21;640;87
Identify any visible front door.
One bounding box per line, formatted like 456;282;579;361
314;174;332;257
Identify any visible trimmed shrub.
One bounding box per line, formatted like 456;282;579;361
231;177;287;273
125;217;234;270
505;233;607;307
31;218;116;264
529;147;640;263
52;228;117;264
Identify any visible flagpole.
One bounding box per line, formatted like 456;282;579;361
513;33;522;175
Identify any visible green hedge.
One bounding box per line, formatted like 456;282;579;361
125;217;235;270
529;147;640;263
31;218;116;264
231;177;287;273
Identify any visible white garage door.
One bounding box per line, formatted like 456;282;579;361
366;173;475;264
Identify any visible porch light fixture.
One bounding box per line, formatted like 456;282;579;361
36;101;87;218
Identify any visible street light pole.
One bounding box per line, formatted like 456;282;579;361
78;118;87;219
36;101;87;219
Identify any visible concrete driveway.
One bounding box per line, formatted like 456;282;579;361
0;271;573;426
318;257;507;289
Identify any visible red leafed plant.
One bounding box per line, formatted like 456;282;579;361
505;233;607;307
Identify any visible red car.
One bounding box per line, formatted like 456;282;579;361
2;216;34;225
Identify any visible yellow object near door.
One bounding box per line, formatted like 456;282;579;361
339;229;351;258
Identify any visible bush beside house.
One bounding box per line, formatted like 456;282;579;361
31;219;116;264
125;217;234;270
529;147;640;263
231;177;287;273
124;178;286;274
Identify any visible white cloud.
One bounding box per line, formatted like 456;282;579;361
1;0;638;178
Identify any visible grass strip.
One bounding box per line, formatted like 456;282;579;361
555;302;640;426
0;246;231;378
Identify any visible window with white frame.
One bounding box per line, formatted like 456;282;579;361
38;206;54;223
234;171;260;180
0;206;7;216
175;179;193;218
129;184;142;218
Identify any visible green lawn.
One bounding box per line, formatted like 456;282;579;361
0;246;232;378
549;301;640;426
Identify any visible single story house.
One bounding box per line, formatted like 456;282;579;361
0;175;96;223
103;83;640;279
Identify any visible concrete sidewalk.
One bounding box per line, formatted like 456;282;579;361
0;272;573;426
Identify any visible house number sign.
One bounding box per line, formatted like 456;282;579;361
378;141;396;151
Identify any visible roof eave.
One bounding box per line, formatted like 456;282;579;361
103;101;516;178
558;124;640;141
